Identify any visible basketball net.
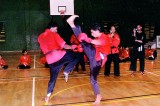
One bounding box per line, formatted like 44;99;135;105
59;10;65;18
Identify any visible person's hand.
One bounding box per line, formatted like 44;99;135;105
78;33;92;43
133;28;136;33
71;45;77;50
135;40;143;43
77;44;83;52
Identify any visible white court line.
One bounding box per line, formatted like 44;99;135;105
34;55;36;69
145;71;160;76
32;77;35;106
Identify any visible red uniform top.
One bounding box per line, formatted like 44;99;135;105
0;58;7;66
38;29;66;64
123;49;130;58
145;49;155;57
40;56;47;64
107;33;120;54
94;33;111;61
70;34;79;45
118;48;123;59
19;54;31;66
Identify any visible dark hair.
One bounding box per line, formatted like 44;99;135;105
22;50;27;53
47;21;58;29
148;45;151;49
90;23;101;32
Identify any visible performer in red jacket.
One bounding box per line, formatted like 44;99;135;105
67;15;111;105
104;26;120;76
38;21;78;103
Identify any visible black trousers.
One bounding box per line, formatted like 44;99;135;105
104;53;120;76
18;65;30;69
130;46;145;72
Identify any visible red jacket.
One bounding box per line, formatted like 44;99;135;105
145;49;155;57
38;29;66;54
95;33;111;61
0;59;7;66
70;34;79;45
118;48;123;59
38;29;66;64
19;54;31;66
122;49;130;58
107;33;120;54
40;56;47;64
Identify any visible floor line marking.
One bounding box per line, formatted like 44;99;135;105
32;77;35;106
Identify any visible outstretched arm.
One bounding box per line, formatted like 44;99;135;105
63;44;77;50
91;39;101;45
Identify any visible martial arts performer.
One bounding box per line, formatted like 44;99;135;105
38;21;78;102
67;15;111;105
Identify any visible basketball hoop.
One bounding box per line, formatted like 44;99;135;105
59;10;65;18
50;0;74;15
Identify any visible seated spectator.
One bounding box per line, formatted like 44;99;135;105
17;50;31;69
119;46;124;62
40;56;49;68
0;54;8;69
145;45;157;60
122;47;130;62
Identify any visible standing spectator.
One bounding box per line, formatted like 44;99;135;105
104;26;120;76
0;54;8;69
130;24;146;75
18;50;31;69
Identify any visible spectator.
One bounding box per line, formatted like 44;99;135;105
0;54;8;69
104;26;120;76
130;24;146;75
145;45;157;60
17;50;31;69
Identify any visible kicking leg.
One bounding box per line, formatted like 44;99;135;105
67;15;79;28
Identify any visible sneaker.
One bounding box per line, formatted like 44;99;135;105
63;72;69;82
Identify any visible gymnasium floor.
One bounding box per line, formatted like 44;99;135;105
0;51;160;106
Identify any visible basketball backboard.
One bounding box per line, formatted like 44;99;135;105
50;0;74;15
